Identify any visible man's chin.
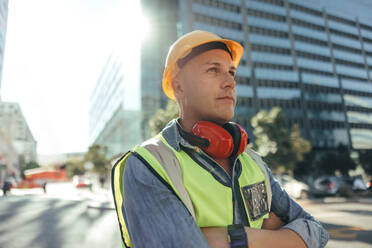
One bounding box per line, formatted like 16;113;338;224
207;114;234;125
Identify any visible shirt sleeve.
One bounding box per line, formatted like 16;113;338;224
266;165;329;248
122;154;210;248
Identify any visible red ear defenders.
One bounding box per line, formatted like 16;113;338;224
178;121;249;159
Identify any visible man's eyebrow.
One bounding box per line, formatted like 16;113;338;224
204;62;236;70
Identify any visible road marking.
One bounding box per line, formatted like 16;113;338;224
324;197;347;203
327;226;366;239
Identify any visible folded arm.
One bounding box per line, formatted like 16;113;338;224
267;165;329;248
201;225;306;248
201;211;304;248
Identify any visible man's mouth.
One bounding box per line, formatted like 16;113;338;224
217;96;234;102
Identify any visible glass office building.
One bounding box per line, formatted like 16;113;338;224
140;0;180;138
91;0;372;158
0;102;37;164
89;55;142;158
178;0;372;150
90;0;178;158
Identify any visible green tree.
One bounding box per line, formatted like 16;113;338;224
18;159;41;179
251;107;311;173
65;160;85;178
21;161;40;173
294;151;314;177
83;144;109;175
318;145;356;176
358;149;372;175
149;100;179;136
294;150;321;178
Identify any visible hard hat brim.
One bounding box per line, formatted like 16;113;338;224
162;38;244;100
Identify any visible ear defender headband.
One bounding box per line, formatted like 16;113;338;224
178;121;249;159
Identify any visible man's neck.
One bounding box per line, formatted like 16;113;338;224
177;118;194;132
215;158;233;177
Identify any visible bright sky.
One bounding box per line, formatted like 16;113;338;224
2;0;145;155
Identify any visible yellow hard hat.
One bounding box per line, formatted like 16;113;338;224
162;30;244;100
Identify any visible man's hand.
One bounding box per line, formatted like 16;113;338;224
262;212;286;230
201;227;229;248
201;212;305;248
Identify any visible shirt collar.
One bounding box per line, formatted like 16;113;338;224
161;118;196;152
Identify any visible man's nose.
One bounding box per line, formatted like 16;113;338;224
221;72;235;89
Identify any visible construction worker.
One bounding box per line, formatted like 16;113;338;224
112;30;328;248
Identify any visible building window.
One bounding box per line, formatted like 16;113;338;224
194;0;241;13
251;44;291;55
246;8;285;22
289;2;322;17
249;26;288;38
194;13;242;30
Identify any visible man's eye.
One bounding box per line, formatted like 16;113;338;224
229;71;236;77
207;67;218;73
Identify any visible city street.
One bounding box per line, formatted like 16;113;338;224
0;184;371;248
2;1;372;248
0;183;121;248
303;199;372;248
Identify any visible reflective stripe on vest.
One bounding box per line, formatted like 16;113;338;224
111;152;132;248
112;134;272;247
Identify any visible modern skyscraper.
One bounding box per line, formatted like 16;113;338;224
0;102;37;181
0;0;8;100
0;102;37;162
91;0;372;159
89;55;142;158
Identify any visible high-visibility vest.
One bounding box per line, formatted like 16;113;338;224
112;134;272;248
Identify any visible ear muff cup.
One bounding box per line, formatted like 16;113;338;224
188;121;248;159
223;122;242;158
191;121;234;159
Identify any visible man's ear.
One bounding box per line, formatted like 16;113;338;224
171;74;184;100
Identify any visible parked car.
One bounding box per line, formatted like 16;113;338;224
274;174;310;199
311;176;353;197
367;180;372;190
352;177;367;191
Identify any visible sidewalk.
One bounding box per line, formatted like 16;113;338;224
85;184;116;210
1;182;116;210
297;195;372;206
5;183;371;209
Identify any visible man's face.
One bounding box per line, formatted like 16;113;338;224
175;49;237;124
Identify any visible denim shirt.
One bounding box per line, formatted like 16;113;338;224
122;120;329;248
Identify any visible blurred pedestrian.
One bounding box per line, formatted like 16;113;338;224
2;179;12;196
42;182;47;194
99;174;105;188
112;30;329;248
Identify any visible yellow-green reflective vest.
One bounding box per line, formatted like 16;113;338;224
112;134;272;248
